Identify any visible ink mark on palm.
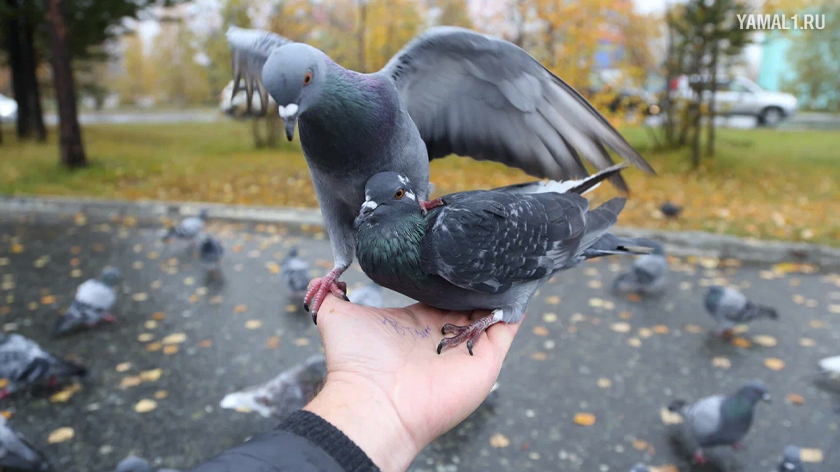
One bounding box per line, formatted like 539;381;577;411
382;317;432;340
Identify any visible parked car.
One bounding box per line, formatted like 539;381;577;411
673;75;797;126
0;93;17;121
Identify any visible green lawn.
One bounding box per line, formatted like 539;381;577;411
2;121;839;246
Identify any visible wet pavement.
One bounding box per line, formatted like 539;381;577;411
1;210;839;472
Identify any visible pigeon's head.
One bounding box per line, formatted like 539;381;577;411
99;266;121;287
116;456;154;472
355;172;421;228
705;285;725;310
287;247;300;259
198;209;209;220
781;445;801;469
736;379;771;404
263;43;329;141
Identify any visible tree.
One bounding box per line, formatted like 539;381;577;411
784;4;840;112
44;0;85;168
2;0;47;141
432;0;472;28
150;19;212;106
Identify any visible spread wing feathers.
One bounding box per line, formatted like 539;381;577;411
383;27;655;191
681;395;725;442
420;192;588;294
491;162;629;196
226;26;292;115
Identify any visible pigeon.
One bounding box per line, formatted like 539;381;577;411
0;332;87;400
660;202;682;219
779;445;804;472
226;26;655;315
818;355;840;375
814;355;840;396
162;210;208;245
354;166;655;354
347;282;383;308
54;266;120;335
280;248;311;301
116;456;181;472
704;285;779;336
629;465;649;472
667;380;770;465
220;354;327;419
198;234;224;276
0;415;51;471
612;241;668;295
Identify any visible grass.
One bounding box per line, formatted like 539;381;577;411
2;121;839;246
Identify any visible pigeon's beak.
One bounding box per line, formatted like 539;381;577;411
353;200;378;229
278;104;299;141
762;392;771;403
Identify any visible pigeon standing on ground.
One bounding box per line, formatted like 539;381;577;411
54;266;120;335
660;202;682;219
116;456;181;472
779;445;804;472
226;26;655;315
0;415;51;471
220;354;327;419
612;241;668;296
198;234;224;276
667;380;771;465
162;210;208;248
347;282;383;308
0;332;87;399
280;248;311;301
354;167;655;355
704;285;779;336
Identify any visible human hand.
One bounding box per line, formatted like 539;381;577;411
303;283;522;472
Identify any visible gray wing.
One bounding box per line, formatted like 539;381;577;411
382;27;655;191
75;279;115;311
683;395;725;443
718;287;748;321
0;335;44;379
420;191;587;294
0;420;49;470
226;26;292;115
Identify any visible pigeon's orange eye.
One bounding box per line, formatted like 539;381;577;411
303;71;313;85
394;188;405;199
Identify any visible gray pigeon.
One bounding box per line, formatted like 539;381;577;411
629;465;649;472
54;266;120;335
779;445;804;472
660;201;682;218
667;380;770;465
116;456;180;472
612;242;668;295
198;234;224;276
162;210;208;244
280;248;312;301
220;354;327;419
704;285;778;336
0;332;86;399
0;415;51;471
347;282;383;308
354;167;654;355
226;26;655;315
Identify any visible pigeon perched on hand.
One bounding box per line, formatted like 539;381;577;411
660;202;682;219
226;25;655;315
198;234;224;277
354;166;654;355
667;380;770;465
0;332;86;400
704;285;779;336
0;415;52;471
162;210;208;245
116;456;181;472
220;354;327;419
612;242;668;295
347;282;383;308
281;248;313;301
54;266;119;335
779;445;804;472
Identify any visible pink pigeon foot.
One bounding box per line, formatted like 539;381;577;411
693;449;707;465
102;313;116;323
437;310;504;356
303;267;348;321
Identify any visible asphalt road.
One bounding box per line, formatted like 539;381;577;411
1;211;838;472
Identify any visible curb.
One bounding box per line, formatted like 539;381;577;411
3;195;840;269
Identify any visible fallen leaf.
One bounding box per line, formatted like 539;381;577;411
294;337;310;347
146;342;162;352
140;369;162;382
731;337;752;348
132;293;148;302
0;379;9;389
0;410;11;419
531;352;547;361
712;357;731;369
752;335;778;347
115;362;132;373
632;439;648;451
144;320;158;330
799;338;816;347
163;345;179;355
50;383;81;403
764;358;786;371
650;465;680;472
829;304;840;314
638;328;653;338
627;337;642;347
626;293;641;302
589;298;605;308
810;320;825;328
162;333;187;345
653;324;669;334
800;448;823;463
137;333;154;342
134;399;157;413
660;407;684;425
610;322;631;333
573;413;596;426
234;304;248;314
266;336;281;349
786;393;805;405
209;295;223;304
732;324;749;335
597;377;612;388
154;390;169;399
542;313;557;323
489;433;510;448
545;296;561;305
41;295;56;305
152;312;166;321
10;243;23;254
619;311;633;319
120;376;142;388
198;339;213;348
685;324;704;333
533;326;549;336
183;277;195;286
47;427;74;444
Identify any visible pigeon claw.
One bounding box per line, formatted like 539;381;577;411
436;314;502;355
102;313;116;324
693;450;707;465
303;268;347;315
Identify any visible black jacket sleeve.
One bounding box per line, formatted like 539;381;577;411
190;410;380;472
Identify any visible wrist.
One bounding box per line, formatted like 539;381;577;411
304;373;420;472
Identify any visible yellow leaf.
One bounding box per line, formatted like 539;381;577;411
234;304;248;314
627;337;642;347
653;325;669;334
597;378;612;388
531;352;547;361
1;410;11;419
799;338;816;347
134;399;157;413
532;326;549;336
731;337;752;348
146;342;162;352
163;345;179;355
47;427;74;444
619;311;633;319
626;293;641;302
198;339;213;348
245;320;262;330
786;393;805;405
152;312;166;320
132;292;148;302
144;320;158;329
650;466;680;472
573;413;596;426
162;333;186;345
660;407;684;425
589;298;605;308
115;362;132;373
294;337;310;347
266;336;281;349
752;335;778;347
41;295;56;305
50;384;81;403
0;379;8;389
489;433;510;448
140;369;162;382
712;357;731;369
10;243;23;253
632;439;648;451
800;448;823;463
732;324;749;334
685;324;704;333
154;390;169;399
542;313;558;323
120;376;142;389
638;328;653;338
610;322;631;333
545;296;561;305
285;304;299;313
809;320;824;329
764;358;786;370
209;295;223;304
137;333;154;342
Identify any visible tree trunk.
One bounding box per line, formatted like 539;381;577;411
5;0;32;139
357;0;367;72
706;40;719;157
662;10;676;148
21;20;47;141
45;0;87;168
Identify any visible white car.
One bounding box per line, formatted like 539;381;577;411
0;93;17;121
675;75;797;127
